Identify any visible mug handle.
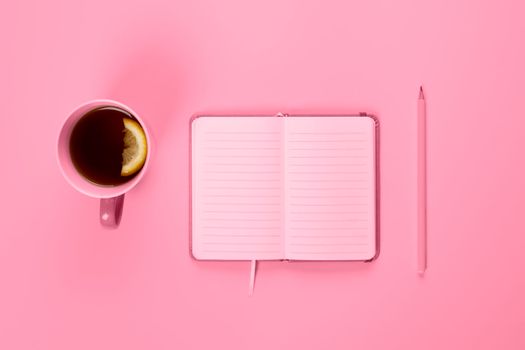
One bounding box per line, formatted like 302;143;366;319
100;195;125;228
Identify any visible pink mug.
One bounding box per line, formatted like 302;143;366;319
57;100;152;228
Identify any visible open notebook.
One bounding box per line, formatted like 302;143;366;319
191;115;378;262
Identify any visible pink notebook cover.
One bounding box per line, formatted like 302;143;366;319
191;115;378;261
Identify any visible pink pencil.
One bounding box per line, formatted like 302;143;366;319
417;86;427;275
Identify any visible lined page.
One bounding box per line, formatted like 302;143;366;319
191;117;284;260
284;116;377;261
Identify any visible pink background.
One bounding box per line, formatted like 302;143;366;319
1;0;524;349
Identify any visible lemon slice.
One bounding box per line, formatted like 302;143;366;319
121;118;147;176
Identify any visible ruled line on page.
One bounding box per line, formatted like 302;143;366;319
203;242;281;246
288;203;367;207
289;147;365;150
289;242;369;246
205;131;281;134
289;218;368;222
288;153;368;159
204;147;281;151
287;227;368;230
205;163;281;167
288;164;367;168
202;178;281;182
289;195;367;199
288;139;367;143
204;155;280;158
203;202;281;206
289;155;365;159
202;250;281;254
288;171;368;175
289;234;368;238
288;251;367;255
207;139;281;142
293;179;368;185
289;191;367;194
204;170;280;174
289;211;367;215
203;210;281;214
203;218;281;222
204;186;281;190
203;194;281;198
289;131;365;135
289;187;367;191
202;226;281;230
202;234;281;238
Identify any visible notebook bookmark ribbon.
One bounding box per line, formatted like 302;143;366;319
249;260;257;296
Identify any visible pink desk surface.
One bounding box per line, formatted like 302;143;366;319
1;1;524;349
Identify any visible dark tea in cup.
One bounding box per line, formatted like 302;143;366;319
69;106;148;186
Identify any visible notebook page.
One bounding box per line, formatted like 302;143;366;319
284;116;377;261
191;116;285;260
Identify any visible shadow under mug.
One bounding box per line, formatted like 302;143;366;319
57;100;152;228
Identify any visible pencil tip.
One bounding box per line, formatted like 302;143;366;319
419;86;424;99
